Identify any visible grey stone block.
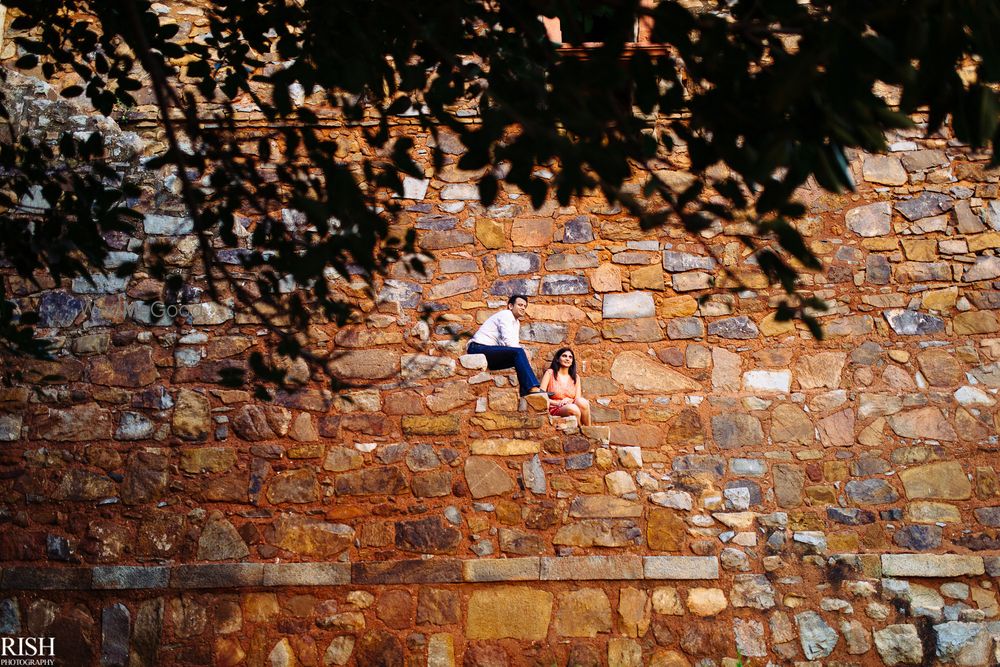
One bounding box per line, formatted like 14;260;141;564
1;567;90;590
170;563;264;588
93;566;170;590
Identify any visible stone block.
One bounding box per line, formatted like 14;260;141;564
686;588;727;616
847;201;892;236
603;292;655;318
427;634;454;667
261;563;351;586
521;322;568;343
328;350;399;379
37;404;113;441
863;156;907;185
563;216;594;243
540;555;643;580
469;439;539;456
896;191;953;221
351;559;463;584
883;309;946;335
672;271;712;291
899;461;971;500
554;589;612;637
602;317;665;342
440;183;479;200
742;369;791;393
665;317;703;339
2;567;91;590
428;275;478;300
707;315;759;339
402;415;461;436
170;564;264;588
881;555;984;578
144;214;193;235
511;219;553;247
546;251;599;270
569;496;643;518
887;407;957;442
795;611;839;660
874;624;924;665
495;252;540;275
476;218;504;248
662;250;715;272
92;566;170;589
466;587;553;640
401;354;456;381
610;352;699;393
463;558;540;582
465;457;514;499
643;556;718;580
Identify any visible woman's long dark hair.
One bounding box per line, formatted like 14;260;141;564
548;347;578;382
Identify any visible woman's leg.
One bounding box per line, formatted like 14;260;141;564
553;403;582;420
574;397;592;426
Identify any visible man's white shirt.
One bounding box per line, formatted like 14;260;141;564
470;309;521;347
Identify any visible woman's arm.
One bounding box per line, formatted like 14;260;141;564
574;373;582;400
540;369;553;392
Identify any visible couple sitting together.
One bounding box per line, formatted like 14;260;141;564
468;294;592;426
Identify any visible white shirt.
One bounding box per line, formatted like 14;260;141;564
471;309;521;348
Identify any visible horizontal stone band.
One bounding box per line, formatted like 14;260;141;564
2;554;993;590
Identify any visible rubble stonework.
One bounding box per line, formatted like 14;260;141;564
3;58;1000;666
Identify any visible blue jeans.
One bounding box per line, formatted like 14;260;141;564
467;341;540;396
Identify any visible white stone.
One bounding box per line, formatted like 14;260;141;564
649;491;692;510
964;256;1000;282
604;471;637;496
874;625;923;665
400;177;430;200
427;634;455;667
644;556;719;580
954;386;996;406
440;183;480;200
103;251;139;268
401;354;455;381
187;302;234;325
615;446;643;468
71;274;128;294
724;487;751;511
602;292;655;319
144;214;193;235
742;369;791;393
459;354;488;370
941;583;970;600
846;201;892;237
882;555;984;578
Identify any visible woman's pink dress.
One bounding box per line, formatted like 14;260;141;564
547;373;577;416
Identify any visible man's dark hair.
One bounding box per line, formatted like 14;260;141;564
508;294;528;306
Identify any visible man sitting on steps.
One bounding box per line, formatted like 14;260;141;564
467;294;550;410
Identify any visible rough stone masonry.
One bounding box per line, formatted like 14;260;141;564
4;22;1000;667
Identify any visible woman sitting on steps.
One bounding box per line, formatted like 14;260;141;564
539;347;592;427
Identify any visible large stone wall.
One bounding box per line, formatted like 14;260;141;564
3;61;1000;665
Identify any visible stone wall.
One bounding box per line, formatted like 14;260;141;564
3;60;1000;665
